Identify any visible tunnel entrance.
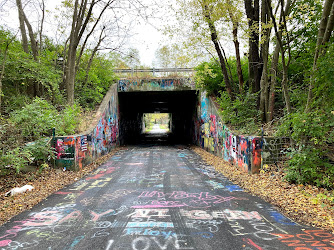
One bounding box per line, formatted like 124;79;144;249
142;113;171;144
118;90;198;145
143;113;171;134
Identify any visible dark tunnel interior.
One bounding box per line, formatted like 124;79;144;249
118;90;198;145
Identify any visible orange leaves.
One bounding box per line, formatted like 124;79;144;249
0;148;120;226
192;146;334;233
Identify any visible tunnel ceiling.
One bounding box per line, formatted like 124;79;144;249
118;90;198;114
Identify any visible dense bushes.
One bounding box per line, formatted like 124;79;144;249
10;98;81;139
276;110;334;189
0;27;120;174
0;98;81;174
284;146;334;189
195;50;334;189
217;91;261;134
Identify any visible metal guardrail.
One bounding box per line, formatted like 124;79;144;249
113;68;195;76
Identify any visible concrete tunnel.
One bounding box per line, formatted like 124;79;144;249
118;90;198;145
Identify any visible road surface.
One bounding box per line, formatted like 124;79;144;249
148;124;169;134
0;146;333;249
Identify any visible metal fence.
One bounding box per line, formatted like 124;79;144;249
262;137;292;166
113;68;195;77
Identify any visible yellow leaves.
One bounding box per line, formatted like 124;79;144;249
192;145;334;233
311;198;319;205
0;148;120;226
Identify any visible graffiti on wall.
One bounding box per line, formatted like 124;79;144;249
118;78;195;92
54;85;119;170
195;92;261;173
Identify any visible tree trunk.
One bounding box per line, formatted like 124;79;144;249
39;0;45;57
65;0;90;105
259;42;270;122
244;0;262;93
267;0;293;114
281;63;292;114
22;13;38;60
0;47;8;112
227;1;244;94
267;43;280;121
232;25;244;94
267;0;293;120
323;2;334;44
259;0;271;122
64;0;111;105
16;0;29;53
305;0;334;112
84;28;105;85
202;4;234;100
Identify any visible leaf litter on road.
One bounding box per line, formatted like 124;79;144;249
0;145;333;235
0;148;120;226
191;146;334;233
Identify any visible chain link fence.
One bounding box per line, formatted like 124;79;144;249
261;137;292;166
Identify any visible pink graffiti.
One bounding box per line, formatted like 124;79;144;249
0;220;37;240
0;240;12;247
132;200;186;209
58;211;82;224
90;209;115;222
23;211;59;227
55;139;65;159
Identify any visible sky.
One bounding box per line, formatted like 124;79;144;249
127;21;162;67
0;0;168;67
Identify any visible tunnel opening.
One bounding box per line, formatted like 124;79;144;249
143;113;171;134
118;90;198;145
142;113;172;144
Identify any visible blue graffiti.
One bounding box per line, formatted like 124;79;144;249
269;211;296;225
225;185;243;192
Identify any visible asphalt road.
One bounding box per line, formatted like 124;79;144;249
149;124;169;134
0;146;333;250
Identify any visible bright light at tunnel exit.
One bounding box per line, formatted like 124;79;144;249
143;113;171;134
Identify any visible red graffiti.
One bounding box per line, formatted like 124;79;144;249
276;230;334;249
86;167;117;180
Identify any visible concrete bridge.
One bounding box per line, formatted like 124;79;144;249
53;77;283;174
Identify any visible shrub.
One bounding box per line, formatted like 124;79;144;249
276;110;333;145
285;146;334;189
217;91;261;134
0;147;32;174
194;61;223;96
10;97;82;139
277;110;334;189
10;97;59;140
25;139;56;166
3;98;81;173
58;104;82;135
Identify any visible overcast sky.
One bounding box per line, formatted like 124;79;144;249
0;0;168;67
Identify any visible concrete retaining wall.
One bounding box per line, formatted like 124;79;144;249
52;79;288;173
118;78;195;92
194;92;262;173
53;84;119;170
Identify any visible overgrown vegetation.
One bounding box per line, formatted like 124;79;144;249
0;27;121;174
191;0;334;189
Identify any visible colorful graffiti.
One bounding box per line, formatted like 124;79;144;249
195;92;262;173
54;84;119;170
118;78;195;92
